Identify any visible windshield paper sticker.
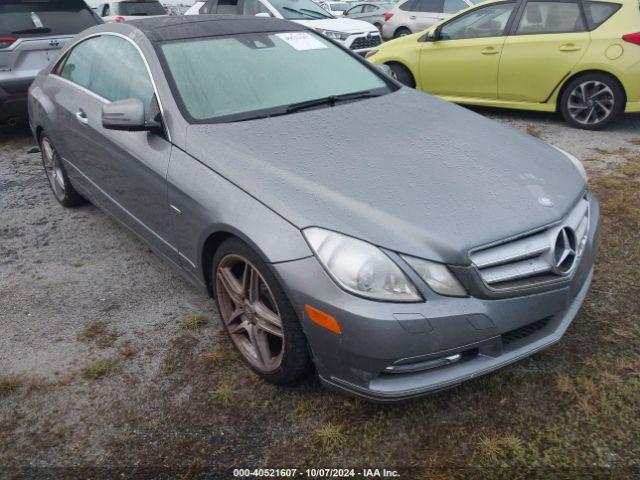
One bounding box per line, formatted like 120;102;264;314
275;32;328;51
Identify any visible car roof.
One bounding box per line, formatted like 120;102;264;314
126;14;307;42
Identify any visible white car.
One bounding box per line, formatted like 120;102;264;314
186;0;382;54
95;0;168;22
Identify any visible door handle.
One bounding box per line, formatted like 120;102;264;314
559;43;581;52
410;15;416;19
76;109;89;125
481;47;499;55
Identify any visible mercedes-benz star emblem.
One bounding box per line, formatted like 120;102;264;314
552;227;577;274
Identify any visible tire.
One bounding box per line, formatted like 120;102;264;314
212;238;312;384
559;73;625;130
393;27;411;38
387;62;415;88
39;132;85;207
373;22;382;31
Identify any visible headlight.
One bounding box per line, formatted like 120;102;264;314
551;145;587;182
304;228;421;302
401;255;467;297
316;29;351;41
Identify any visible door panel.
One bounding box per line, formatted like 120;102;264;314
498;32;589;101
419;2;516;98
53;34;178;264
498;0;590;102
419;37;506;98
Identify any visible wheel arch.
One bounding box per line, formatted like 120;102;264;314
556;69;627;110
384;60;418;88
200;227;267;297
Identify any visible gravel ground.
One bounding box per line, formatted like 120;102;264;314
1;109;639;478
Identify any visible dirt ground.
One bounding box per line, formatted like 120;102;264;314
1;109;639;479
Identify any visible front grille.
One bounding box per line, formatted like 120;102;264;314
469;194;590;290
350;35;381;50
502;317;551;345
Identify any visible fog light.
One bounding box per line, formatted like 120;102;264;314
384;353;461;374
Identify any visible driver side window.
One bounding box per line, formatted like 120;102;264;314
439;2;515;40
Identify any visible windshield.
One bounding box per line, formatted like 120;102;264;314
268;0;333;19
114;1;166;15
160;31;390;122
0;0;100;37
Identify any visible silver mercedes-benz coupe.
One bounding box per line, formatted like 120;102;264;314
28;16;599;402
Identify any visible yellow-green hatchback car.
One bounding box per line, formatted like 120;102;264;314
367;0;640;128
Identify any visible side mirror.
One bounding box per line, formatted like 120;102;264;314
102;98;155;131
343;10;348;16
426;28;441;41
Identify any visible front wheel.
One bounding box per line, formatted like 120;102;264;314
213;238;312;384
559;74;624;130
386;62;415;88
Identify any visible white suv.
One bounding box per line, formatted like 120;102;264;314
187;0;382;54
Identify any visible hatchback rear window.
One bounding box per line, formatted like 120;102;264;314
583;1;621;30
114;1;167;16
0;0;100;37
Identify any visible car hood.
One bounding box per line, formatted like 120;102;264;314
294;17;379;33
185;88;586;264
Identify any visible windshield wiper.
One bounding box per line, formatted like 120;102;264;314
286;91;379;113
281;6;325;18
12;27;52;34
299;7;332;18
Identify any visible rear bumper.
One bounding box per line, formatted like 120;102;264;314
0;78;33;123
273;196;600;402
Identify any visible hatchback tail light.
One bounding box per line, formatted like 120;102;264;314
622;32;640;45
0;36;17;49
114;16;126;22
384;12;393;21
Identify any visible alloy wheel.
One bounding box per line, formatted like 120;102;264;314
216;254;284;373
41;137;67;201
567;81;614;126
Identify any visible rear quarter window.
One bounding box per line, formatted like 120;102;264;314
583;1;621;30
0;0;101;37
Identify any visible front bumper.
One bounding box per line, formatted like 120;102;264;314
273;196;600;402
0;78;33;124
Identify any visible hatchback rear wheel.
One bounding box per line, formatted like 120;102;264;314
560;73;624;130
213;238;312;384
39;133;85;207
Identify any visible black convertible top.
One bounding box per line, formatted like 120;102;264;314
128;15;306;42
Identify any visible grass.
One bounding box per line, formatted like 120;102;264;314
525;124;544;138
316;423;346;454
82;359;113;380
76;320;119;348
208;383;237;405
0;376;22;397
180;314;207;330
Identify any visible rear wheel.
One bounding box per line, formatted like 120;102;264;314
559;73;624;130
394;27;412;38
39;133;85;207
213;238;312;384
386;62;415;88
